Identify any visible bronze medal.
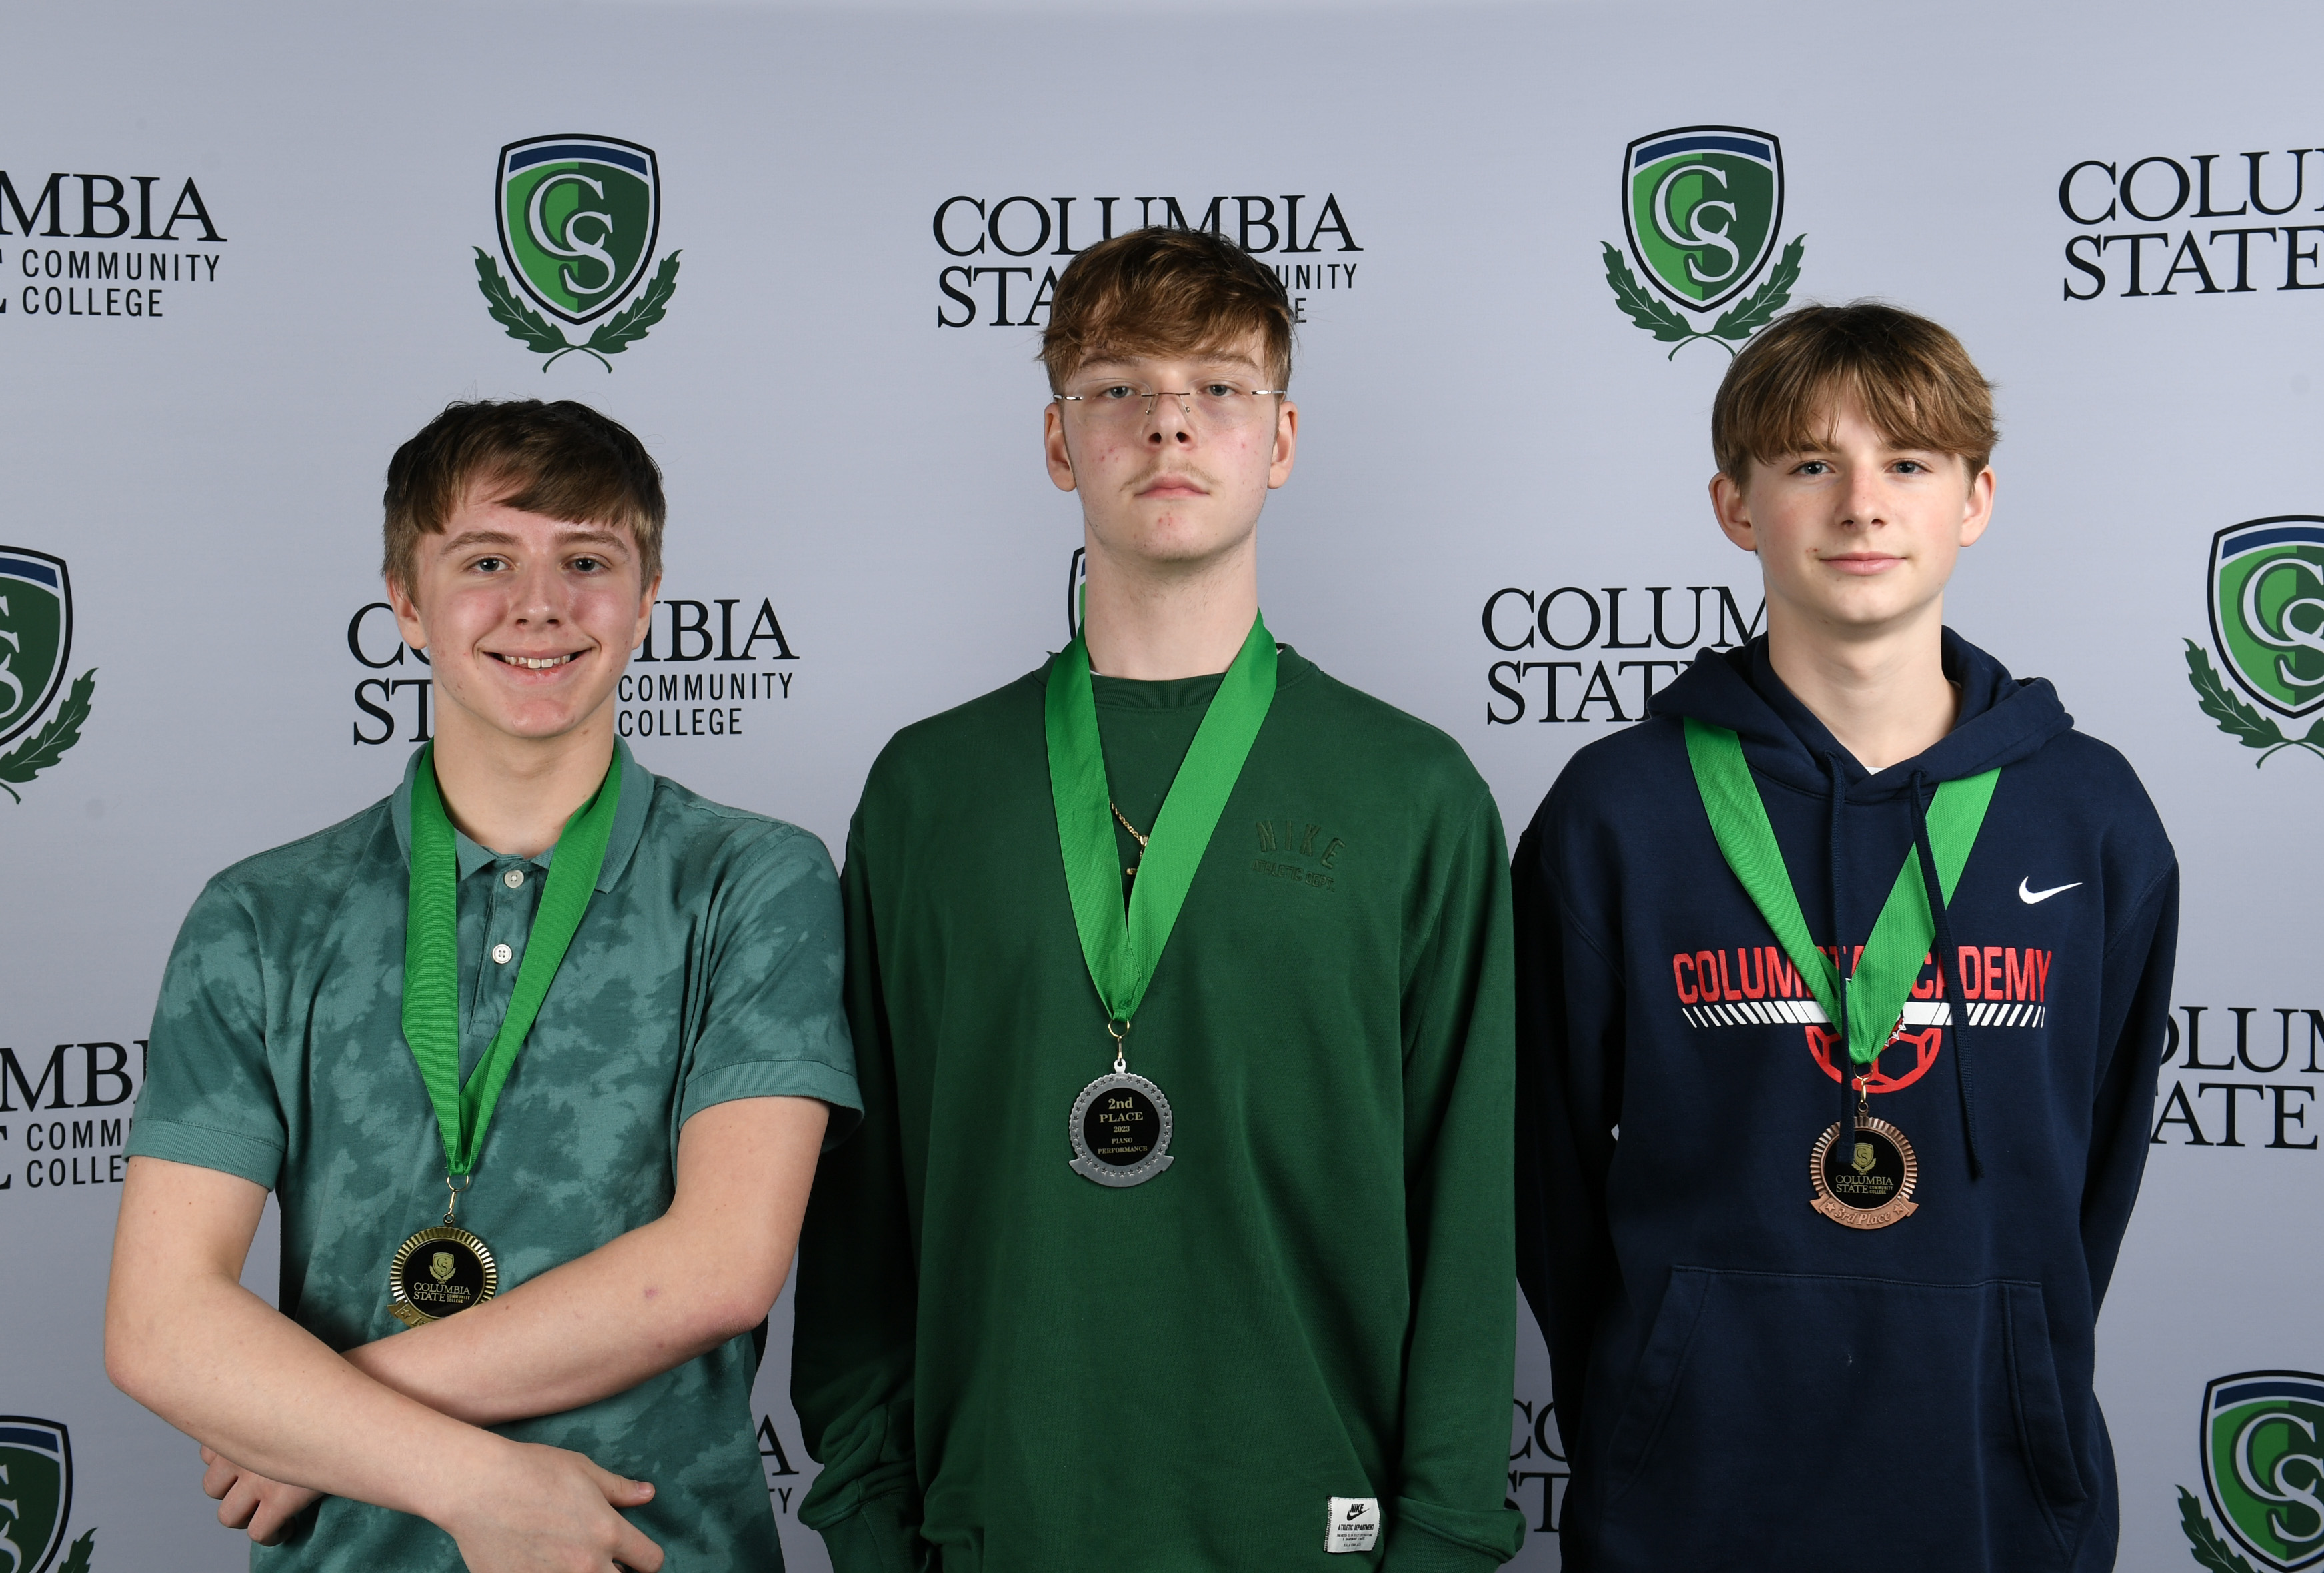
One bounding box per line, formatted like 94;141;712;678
388;1224;499;1326
1809;1116;1919;1229
1068;1067;1175;1188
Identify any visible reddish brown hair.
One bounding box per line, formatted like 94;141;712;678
1712;303;1998;481
1040;226;1294;391
382;399;666;595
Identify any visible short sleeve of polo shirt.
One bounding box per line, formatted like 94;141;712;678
673;818;860;1142
131;874;291;1189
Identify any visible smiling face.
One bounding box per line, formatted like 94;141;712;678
1710;399;1993;642
387;493;658;751
1042;335;1296;574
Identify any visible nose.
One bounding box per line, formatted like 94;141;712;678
510;558;568;624
1144;391;1195;445
1839;467;1885;529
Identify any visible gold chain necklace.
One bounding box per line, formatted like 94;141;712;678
1110;802;1148;881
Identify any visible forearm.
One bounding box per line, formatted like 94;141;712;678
349;1210;764;1425
350;1094;825;1427
107;1199;505;1517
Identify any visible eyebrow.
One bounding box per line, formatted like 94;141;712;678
1078;355;1265;379
439;526;631;554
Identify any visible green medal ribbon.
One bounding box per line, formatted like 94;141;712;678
401;743;621;1176
1682;718;1997;1066
1044;613;1278;1033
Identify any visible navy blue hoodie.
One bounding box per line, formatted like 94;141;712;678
1514;631;2177;1572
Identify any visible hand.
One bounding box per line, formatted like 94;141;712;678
199;1444;324;1545
439;1442;662;1573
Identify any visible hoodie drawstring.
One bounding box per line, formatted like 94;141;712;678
1821;753;1855;1144
1909;769;1984;1179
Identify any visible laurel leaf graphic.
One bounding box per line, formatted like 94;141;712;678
57;1528;95;1573
2178;1486;2257;1573
472;248;569;355
2183;638;2289;749
1600;243;1698;343
582;251;682;357
1710;235;1806;343
0;667;95;803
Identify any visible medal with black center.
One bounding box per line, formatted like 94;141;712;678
389;1223;500;1326
1068;1063;1175;1187
1809;1116;1919;1229
1042;615;1280;1192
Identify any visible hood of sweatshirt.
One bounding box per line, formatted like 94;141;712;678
1648;628;2073;795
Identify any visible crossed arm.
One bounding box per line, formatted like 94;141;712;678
105;1095;828;1573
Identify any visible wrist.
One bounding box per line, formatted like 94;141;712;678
415;1427;523;1532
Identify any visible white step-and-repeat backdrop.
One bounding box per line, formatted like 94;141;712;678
3;1;2319;1568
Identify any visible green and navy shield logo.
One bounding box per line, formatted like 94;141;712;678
1622;126;1783;313
1602;127;1805;359
496;135;660;325
0;546;96;803
2209;518;2324;719
0;1416;73;1573
0;549;70;748
473;135;682;371
2201;1372;2324;1571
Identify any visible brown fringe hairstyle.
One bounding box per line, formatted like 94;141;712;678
1711;303;1998;482
382;400;666;596
1040;227;1295;392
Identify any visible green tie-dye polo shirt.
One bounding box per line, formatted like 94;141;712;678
127;739;857;1572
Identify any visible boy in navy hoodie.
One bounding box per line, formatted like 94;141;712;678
1514;303;2177;1572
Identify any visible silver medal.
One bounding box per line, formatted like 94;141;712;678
1068;1063;1174;1187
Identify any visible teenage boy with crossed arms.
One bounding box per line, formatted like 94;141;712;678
793;227;1525;1570
107;399;857;1572
1515;304;2178;1570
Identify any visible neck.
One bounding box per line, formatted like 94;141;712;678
428;705;616;859
1763;599;1957;774
1078;531;1259;680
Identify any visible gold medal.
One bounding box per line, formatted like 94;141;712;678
388;1226;499;1326
387;1175;500;1326
1809;1116;1920;1229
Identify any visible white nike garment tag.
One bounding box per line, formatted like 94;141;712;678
2019;876;2083;904
1327;1496;1380;1553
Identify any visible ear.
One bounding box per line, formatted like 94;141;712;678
1044;401;1077;493
386;573;429;655
1267;399;1298;490
631;573;662;649
1710;471;1757;553
1957;465;1995;548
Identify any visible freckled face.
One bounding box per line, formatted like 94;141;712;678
1711;401;1993;636
389;498;658;745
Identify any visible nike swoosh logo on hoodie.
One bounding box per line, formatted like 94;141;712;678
2019;878;2081;904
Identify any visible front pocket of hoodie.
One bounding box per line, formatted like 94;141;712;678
1596;1267;2089;1572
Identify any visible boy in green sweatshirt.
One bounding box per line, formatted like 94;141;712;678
792;227;1526;1572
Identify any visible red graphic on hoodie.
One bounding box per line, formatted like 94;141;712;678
1669;941;2057;1098
1809;1023;1943;1092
